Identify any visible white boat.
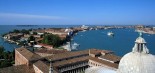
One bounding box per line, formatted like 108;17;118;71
72;42;80;50
89;28;93;30
107;32;114;36
63;42;80;51
63;42;72;51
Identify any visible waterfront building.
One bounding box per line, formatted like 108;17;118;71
4;33;23;40
33;28;73;40
34;29;45;35
81;25;89;30
44;28;71;39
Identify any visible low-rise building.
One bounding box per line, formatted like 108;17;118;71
2;48;121;73
15;47;41;66
35;48;68;57
38;43;53;50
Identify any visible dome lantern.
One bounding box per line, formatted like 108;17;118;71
132;32;149;54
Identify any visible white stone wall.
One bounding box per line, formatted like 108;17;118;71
89;60;117;71
33;64;43;73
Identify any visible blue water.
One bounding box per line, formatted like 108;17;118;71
72;29;155;56
0;25;155;56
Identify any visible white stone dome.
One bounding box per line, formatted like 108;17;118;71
85;67;116;73
117;52;155;73
117;32;155;73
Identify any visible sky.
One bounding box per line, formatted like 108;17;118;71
0;0;155;25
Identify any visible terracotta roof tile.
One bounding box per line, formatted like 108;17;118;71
35;48;68;54
45;50;88;61
33;61;49;73
89;49;112;55
99;54;121;62
53;56;90;67
0;65;35;73
89;57;118;69
16;47;41;61
38;43;53;47
33;61;61;73
45;49;112;61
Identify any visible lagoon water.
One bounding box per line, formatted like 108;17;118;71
0;25;155;56
72;29;155;56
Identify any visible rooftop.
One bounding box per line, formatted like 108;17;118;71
33;60;49;73
38;43;53;48
0;65;35;73
16;47;41;61
45;49;111;61
89;49;113;55
53;56;90;67
90;57;118;69
10;48;120;73
99;54;121;62
35;48;68;54
45;50;88;61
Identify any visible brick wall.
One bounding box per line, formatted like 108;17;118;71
33;64;43;73
15;49;29;66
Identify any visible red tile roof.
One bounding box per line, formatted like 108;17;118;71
35;48;68;54
33;61;49;73
89;57;118;69
16;47;41;61
99;54;121;62
0;65;35;73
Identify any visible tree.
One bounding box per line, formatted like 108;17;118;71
13;29;20;33
2;52;8;59
28;35;35;42
42;34;63;47
11;36;20;41
0;46;4;59
2;33;7;37
27;35;36;46
33;32;38;35
0;46;14;68
40;34;44;38
0;46;4;54
0;60;12;68
21;29;29;34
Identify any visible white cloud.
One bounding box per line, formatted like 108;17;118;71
0;13;64;20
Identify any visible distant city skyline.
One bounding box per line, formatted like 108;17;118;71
0;0;155;25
